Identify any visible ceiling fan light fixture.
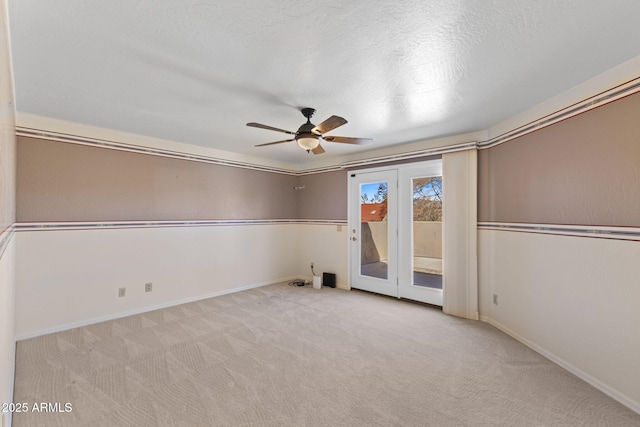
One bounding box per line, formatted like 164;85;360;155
296;134;320;150
248;107;371;155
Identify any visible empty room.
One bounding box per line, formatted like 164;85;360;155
1;1;640;426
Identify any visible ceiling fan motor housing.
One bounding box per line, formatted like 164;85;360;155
297;121;317;136
300;107;316;120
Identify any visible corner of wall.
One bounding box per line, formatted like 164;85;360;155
0;238;16;427
477;55;640;413
1;0;18;422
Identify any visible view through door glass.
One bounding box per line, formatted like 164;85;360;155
360;181;388;280
412;176;442;289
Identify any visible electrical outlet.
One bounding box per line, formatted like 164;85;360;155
145;282;153;292
336;225;342;232
118;287;126;297
493;294;498;305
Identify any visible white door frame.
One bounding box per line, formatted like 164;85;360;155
348;160;444;306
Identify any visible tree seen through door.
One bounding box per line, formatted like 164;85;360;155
412;176;442;289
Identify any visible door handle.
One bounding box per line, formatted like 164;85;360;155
351;237;357;241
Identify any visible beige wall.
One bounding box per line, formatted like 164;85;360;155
17;137;299;222
478;91;640;226
15;139;445;225
295;170;347;220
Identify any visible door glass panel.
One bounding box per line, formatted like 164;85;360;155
360;182;388;279
412;176;442;289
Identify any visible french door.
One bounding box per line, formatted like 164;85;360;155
349;161;443;306
348;169;398;297
398;162;443;306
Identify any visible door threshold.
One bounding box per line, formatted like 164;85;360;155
350;287;443;310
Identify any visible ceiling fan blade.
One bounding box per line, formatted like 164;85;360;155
312;115;347;135
323;136;373;145
311;144;325;155
247;122;296;135
255;139;295;147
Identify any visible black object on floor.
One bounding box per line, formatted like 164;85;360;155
323;272;336;288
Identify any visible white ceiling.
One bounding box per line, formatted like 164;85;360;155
8;0;640;166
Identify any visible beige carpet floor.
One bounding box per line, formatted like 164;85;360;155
13;282;640;426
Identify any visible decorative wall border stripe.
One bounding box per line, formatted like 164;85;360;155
478;222;640;242
478;77;640;150
0;224;15;258
15;219;348;232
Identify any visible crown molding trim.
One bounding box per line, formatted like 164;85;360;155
339;141;477;169
478;77;640;150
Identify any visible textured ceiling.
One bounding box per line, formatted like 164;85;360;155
8;0;640;165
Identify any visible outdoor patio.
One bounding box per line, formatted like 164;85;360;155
360;257;442;290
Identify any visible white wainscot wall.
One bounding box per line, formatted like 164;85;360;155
15;224;302;339
478;229;640;413
295;224;348;289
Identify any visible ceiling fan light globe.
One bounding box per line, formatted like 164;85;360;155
297;136;320;150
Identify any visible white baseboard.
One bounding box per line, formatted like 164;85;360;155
486;318;640;415
16;276;299;341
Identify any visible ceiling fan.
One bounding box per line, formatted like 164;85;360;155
247;108;372;155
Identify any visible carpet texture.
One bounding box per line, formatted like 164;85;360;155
13;283;640;426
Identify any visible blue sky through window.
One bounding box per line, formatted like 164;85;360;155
360;182;387;203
